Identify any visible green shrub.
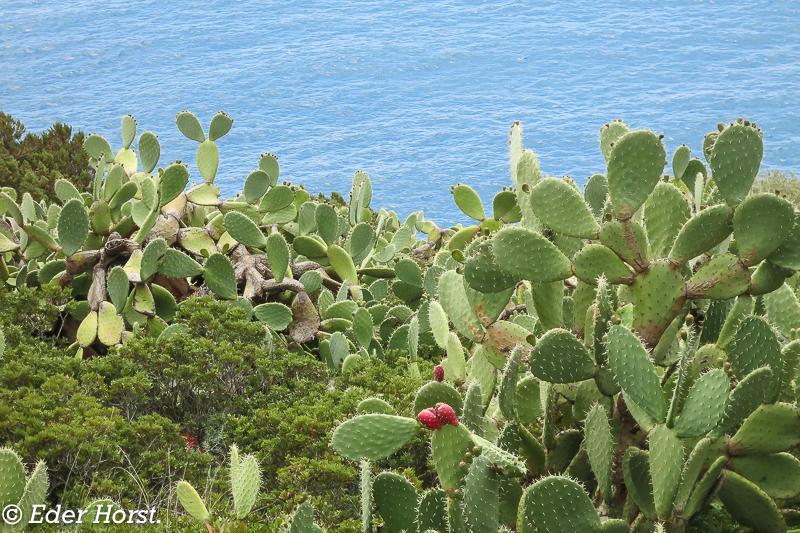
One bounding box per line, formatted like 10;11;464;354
0;111;91;203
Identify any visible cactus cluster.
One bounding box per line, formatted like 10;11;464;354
326;119;800;533
0;448;48;533
3;112;800;532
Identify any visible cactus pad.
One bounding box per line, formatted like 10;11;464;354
331;414;419;462
668;204;734;265
518;476;602;533
727;316;783;403
493;226;571;283
585;403;614;502
176;481;209;521
414;381;463;418
733;193;794;266
717;469;786;533
708;123;763;207
607;130;666;218
673;369;730;438
373;472;419;533
463;455;500;533
607;325;667;423
571;244;635;285
431;424;472;495
529;328;596;383
728;403;800;457
623;446;657;520
58;198;90;256
529;177;599;238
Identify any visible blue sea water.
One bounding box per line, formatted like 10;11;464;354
1;0;798;226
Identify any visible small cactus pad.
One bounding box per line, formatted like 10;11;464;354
225;211;267;249
727;453;800;500
176;481;209;521
529;178;599;238
417;489;448;533
645;182;691;258
452;184;485;221
331;414;419;462
203;253;237;300
58;198;90;256
464;241;518;293
529;328;596;383
437;270;483;340
673;369;730;438
717;469;786;533
0;448;25;510
373;472;419;533
623;446;657;520
597;219;649;268
626;260;686;347
648;424;684;520
289;499;325;533
585;403;614;502
231;452;260;519
607;325;667;423
686;253;750;299
727;316;783;403
470;434;526;477
463;455;500;533
737;194;796;267
175;111;205;142
607;130;666;218
768;208;800;269
708;122;763;207
668;204;734;265
600;121;630;162
728;403;800;457
518;476;602;533
493;226;572;283
208;111;233;141
431;424;472;495
571;244;635;285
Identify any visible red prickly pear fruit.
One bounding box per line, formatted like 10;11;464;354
434;365;444;382
418;408;443;429
434;403;459;426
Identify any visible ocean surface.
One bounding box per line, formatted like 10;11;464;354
1;0;798;226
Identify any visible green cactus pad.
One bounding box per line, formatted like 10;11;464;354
137;130;160;174
0;448;25;510
55;178;82;203
768;207;800;269
733;193;794;266
413;381;463;417
258;185;294;212
672;144;691;180
673;369;729;438
600;121;630;162
498;346;522;420
545;429;582;474
186;183;221;206
686;254;750;300
717;469;786;533
607;325;667;423
417;489;447;533
574;379;611;423
668;204;734;265
258;152;280;187
529;177;599;238
462;383;485;436
571;244;635;285
133;284;156;316
356;397;393;415
225;211;267;249
682;455;726;522
265;232;290;282
294;236;329;262
242;169;271;204
597;219;649;269
159;163;189;208
585;403;614;502
648;424;684;521
727;316;783;403
623;446;657;520
322;301;357;321
728;403;800;457
230;452;260;519
516;425;544;478
493;189;521;222
464;241;518;293
749;260;792;295
14;459;48;532
207;111;233;141
709;123;763;207
83;133;114;161
289;499;325;533
37;260;65;285
518;476;602;533
176;480;209;521
607;130;666;218
159;249;204;279
627;260;686;348
452;184;485;221
327;244;358;287
76;310;98;348
672;437;712;514
140;238;168;282
431;423;472;495
331;414;419;462
253;302;293;330
529;328;596;383
58;198;90;256
645;182;691;258
584;174;608;221
96;301;123;345
203;253;237;300
727;453;800;500
462;455;500;533
175;111;205;142
373;472;419;533
437;270;483;340
515;374;541;424
717;294;754;350
493;226;571;282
